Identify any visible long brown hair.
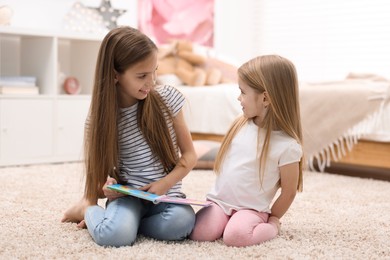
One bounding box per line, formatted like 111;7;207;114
84;26;177;201
214;55;304;191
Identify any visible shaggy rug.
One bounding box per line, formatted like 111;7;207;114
0;162;389;259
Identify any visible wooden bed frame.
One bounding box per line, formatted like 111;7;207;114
324;140;390;181
192;133;390;181
192;133;224;142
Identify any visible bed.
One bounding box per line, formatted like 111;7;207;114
174;79;390;179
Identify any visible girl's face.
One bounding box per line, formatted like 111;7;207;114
238;78;268;125
116;51;158;107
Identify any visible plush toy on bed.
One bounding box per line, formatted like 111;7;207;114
157;40;238;86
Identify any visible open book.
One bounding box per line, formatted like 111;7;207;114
107;184;212;207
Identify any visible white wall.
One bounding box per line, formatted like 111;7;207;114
3;0;390;82
215;0;390;82
2;0;253;65
214;0;261;66
0;0;137;31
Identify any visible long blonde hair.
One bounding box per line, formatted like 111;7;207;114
84;26;178;201
214;55;304;191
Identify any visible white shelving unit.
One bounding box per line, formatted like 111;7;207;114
0;27;105;166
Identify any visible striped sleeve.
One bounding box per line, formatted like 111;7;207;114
156;85;185;116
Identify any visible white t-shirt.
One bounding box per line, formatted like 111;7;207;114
207;120;302;215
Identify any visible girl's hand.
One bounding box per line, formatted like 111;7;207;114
268;216;281;234
103;176;125;201
139;179;170;196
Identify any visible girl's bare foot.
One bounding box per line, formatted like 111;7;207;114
61;197;94;223
76;220;87;229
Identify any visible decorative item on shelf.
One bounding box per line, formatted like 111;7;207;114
0;5;13;25
62;1;107;34
93;0;127;30
63;77;81;95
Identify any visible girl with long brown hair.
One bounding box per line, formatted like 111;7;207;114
190;55;304;247
62;26;197;247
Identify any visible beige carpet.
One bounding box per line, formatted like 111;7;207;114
1;163;389;259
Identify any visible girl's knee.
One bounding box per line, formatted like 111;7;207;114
86;206;138;247
223;226;245;247
223;222;278;247
92;221;137;247
161;205;195;240
189;224;222;241
141;204;195;241
189;204;228;241
223;224;258;247
85;197;144;247
174;204;196;224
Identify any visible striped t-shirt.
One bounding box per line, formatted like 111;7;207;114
117;85;185;197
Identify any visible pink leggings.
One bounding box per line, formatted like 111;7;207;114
189;203;278;247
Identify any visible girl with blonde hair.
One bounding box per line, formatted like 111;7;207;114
190;55;304;247
62;26;197;247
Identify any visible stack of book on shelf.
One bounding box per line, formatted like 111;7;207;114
0;76;39;95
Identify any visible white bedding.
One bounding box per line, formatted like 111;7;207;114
176;80;390;171
176;84;241;135
360;102;390;142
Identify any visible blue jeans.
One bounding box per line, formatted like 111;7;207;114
84;196;195;247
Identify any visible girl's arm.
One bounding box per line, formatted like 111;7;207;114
167;109;198;182
270;162;300;219
141;110;197;195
